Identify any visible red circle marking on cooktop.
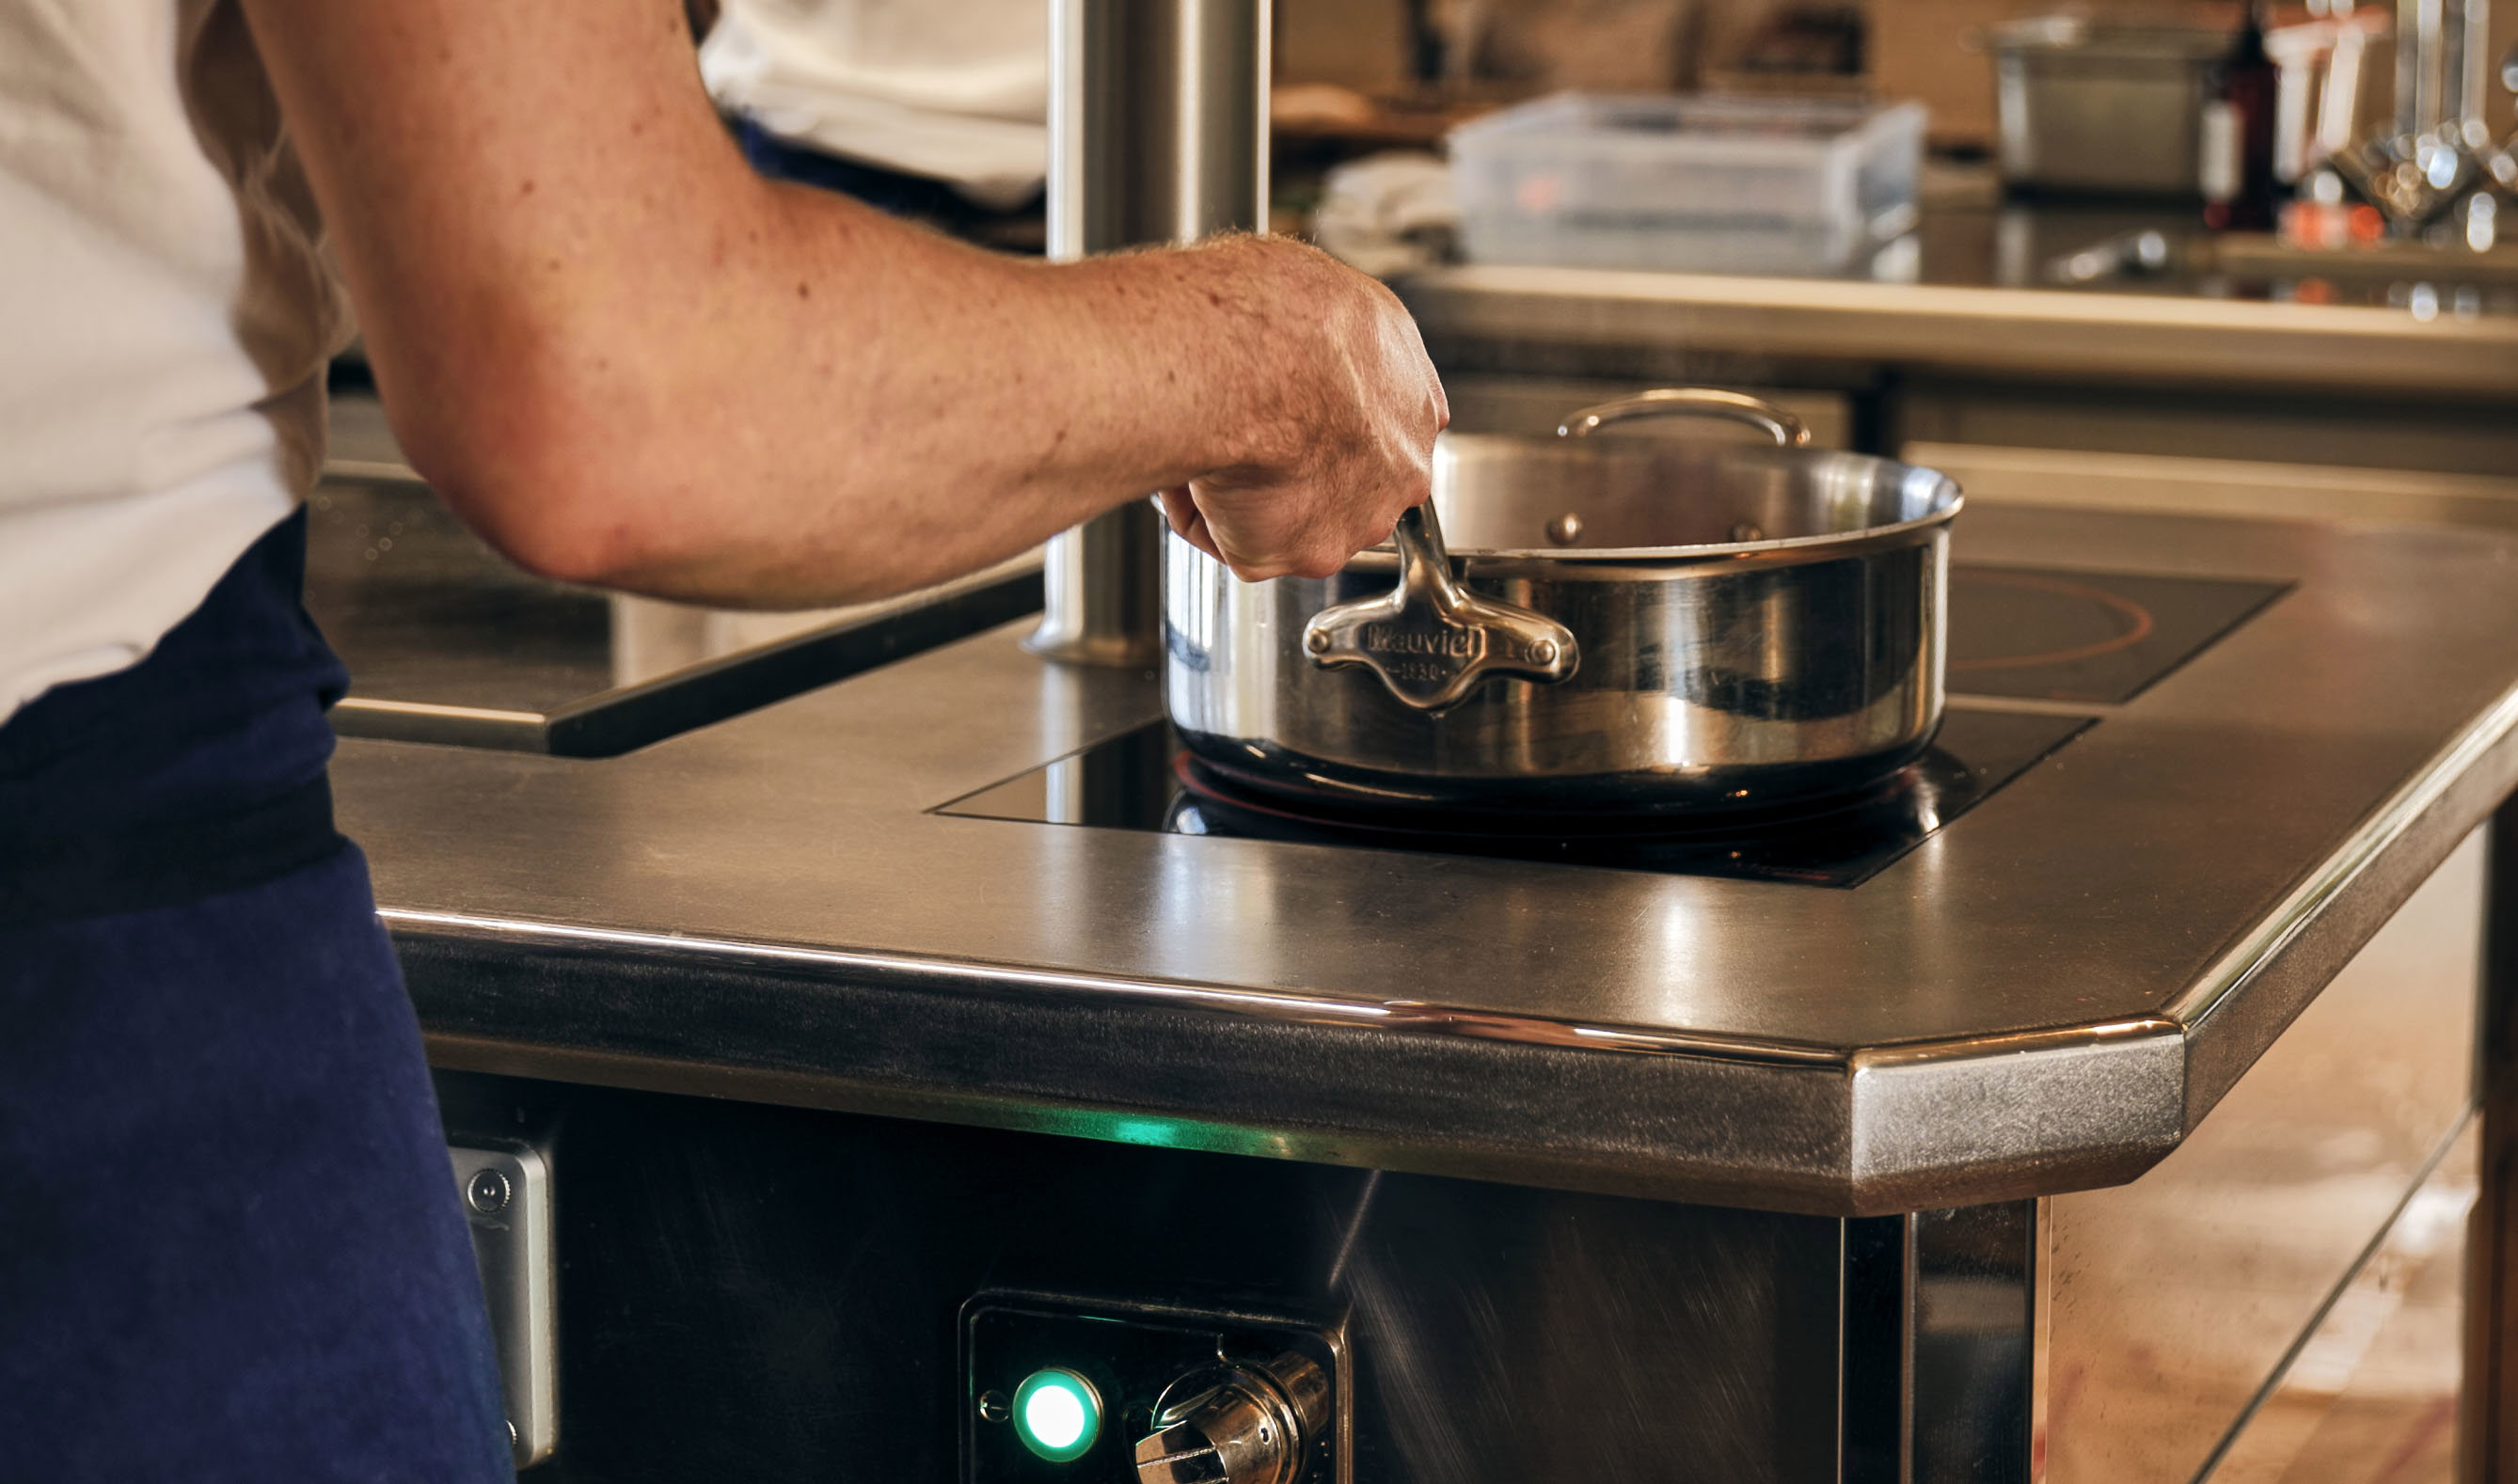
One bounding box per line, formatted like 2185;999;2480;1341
1948;570;2157;672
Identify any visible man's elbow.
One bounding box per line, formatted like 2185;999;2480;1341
401;398;661;591
472;487;649;590
362;291;691;583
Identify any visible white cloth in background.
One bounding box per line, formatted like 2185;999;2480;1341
700;0;1049;210
0;0;346;725
1312;151;1461;278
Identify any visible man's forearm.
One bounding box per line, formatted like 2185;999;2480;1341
244;0;1436;606
415;184;1291;607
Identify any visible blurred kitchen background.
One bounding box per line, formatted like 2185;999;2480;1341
1266;0;2518;278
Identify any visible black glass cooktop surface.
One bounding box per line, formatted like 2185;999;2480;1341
1944;564;2287;705
937;709;2094;888
931;563;2283;889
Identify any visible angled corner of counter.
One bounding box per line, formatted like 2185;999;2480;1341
1838;1018;2189;1215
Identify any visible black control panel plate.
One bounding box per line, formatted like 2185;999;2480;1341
962;1293;1345;1484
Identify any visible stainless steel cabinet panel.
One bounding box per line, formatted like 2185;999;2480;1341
2040;830;2485;1484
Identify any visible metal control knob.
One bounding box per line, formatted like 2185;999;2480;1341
1132;1351;1328;1484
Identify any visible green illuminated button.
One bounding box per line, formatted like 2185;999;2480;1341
1011;1367;1102;1462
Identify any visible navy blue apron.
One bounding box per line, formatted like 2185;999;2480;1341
0;513;512;1483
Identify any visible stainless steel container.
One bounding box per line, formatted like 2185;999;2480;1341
1991;17;2230;196
1163;390;1964;815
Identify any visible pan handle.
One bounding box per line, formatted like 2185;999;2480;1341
1301;501;1578;715
1558;387;1812;449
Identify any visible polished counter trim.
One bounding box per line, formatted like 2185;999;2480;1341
394;913;1881;1213
2172;679;2518;1031
380;907;1850;1068
335;699;549;751
2172;679;2518;1126
1396;265;2518;396
386;902;2203;1212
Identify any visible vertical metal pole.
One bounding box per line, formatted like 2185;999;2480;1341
1838;1215;1907;1484
2462;797;2518;1482
1908;1203;2038;1484
1026;0;1273;668
1839;1203;2041;1484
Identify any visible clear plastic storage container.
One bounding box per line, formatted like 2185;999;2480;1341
1449;94;1927;276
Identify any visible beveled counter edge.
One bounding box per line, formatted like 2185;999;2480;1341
389;671;2518;1218
1394;265;2518;397
2171;681;2518;1127
385;908;1848;1070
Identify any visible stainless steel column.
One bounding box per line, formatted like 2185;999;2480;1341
1025;0;1271;668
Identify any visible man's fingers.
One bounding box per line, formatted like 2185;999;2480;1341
1156;485;1196;536
1159;486;1225;563
1178;470;1430;583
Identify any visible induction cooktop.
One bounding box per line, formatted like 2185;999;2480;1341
1940;564;2285;705
931;563;2288;889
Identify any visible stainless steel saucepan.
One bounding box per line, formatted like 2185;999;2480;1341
1162;388;1965;815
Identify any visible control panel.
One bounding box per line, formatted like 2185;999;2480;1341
962;1294;1346;1484
450;1142;555;1468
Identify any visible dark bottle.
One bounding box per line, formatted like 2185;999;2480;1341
2200;0;2281;230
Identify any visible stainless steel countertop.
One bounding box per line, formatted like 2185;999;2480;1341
1396;263;2518;397
344;504;2518;1215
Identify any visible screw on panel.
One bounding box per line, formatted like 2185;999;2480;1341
467;1167;513;1215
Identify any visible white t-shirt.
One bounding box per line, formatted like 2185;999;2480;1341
0;0;346;728
700;0;1047;211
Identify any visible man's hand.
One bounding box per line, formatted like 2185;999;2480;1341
237;0;1445;608
1154;237;1446;582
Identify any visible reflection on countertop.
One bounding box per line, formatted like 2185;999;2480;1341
1910;198;2518;315
1418;149;2518;318
1402;157;2518;400
1639;156;2518;314
309;390;1042;754
316;392;616;712
308;456;614;716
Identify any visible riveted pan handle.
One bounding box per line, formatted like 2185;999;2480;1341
1302;502;1578;715
1558;387;1812;449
